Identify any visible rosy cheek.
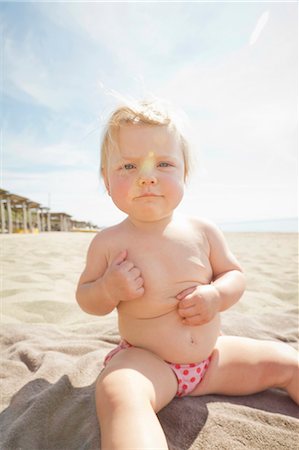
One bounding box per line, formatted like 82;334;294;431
163;174;184;189
110;176;132;197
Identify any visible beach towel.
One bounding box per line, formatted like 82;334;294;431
1;232;298;449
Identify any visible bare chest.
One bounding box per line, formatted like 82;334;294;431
133;238;212;291
112;231;213;317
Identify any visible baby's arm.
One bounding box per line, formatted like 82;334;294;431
206;221;245;311
76;233;144;316
177;220;245;326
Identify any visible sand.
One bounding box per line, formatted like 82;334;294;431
0;231;298;449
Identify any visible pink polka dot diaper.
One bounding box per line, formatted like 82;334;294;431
166;359;211;397
103;339;211;398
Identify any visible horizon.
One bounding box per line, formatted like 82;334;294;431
1;3;297;228
1;182;297;233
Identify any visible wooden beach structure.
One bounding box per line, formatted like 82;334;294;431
1;189;40;233
0;188;98;234
49;212;72;232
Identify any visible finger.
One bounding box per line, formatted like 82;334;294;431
119;260;135;272
179;296;196;309
134;276;144;289
178;306;196;318
176;286;197;300
112;250;127;266
182;315;203;326
135;286;145;297
129;267;142;280
129;284;145;299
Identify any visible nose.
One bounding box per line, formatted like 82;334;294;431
137;174;157;186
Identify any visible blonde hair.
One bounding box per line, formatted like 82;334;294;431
100;99;191;181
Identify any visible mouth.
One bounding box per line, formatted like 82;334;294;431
135;193;162;199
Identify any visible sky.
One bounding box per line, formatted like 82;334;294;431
1;1;298;229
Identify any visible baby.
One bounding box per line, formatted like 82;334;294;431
76;100;299;449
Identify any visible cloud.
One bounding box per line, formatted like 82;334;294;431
249;11;269;46
3;15;101;113
3;169;105;222
3;2;297;226
179;182;297;223
3;126;98;172
4;36;70;110
157;7;296;163
154;5;297;222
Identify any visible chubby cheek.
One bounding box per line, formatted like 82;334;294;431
108;175;133;209
163;175;185;204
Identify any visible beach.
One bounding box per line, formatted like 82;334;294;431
1;231;298;449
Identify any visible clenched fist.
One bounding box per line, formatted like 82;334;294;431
177;284;220;326
102;250;144;303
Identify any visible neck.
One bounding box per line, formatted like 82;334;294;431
125;214;174;234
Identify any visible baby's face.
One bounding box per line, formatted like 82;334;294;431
104;124;185;223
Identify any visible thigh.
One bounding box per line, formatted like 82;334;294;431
190;335;296;397
97;346;178;412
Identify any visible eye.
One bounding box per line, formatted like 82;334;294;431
123;163;136;170
158;162;172;168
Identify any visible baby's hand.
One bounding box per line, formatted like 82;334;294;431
102;250;144;302
176;285;220;326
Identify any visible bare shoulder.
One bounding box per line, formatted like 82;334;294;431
187;217;225;245
78;223;124;285
88;224;122;255
187;217;242;273
188;216;222;233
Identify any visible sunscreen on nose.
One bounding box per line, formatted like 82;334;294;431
140;151;155;175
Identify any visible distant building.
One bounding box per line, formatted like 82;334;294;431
0;188;99;233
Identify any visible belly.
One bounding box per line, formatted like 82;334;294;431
118;309;221;364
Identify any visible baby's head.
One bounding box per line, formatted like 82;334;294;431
100;99;191;182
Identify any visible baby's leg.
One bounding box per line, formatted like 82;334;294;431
190;336;299;404
96;347;178;449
